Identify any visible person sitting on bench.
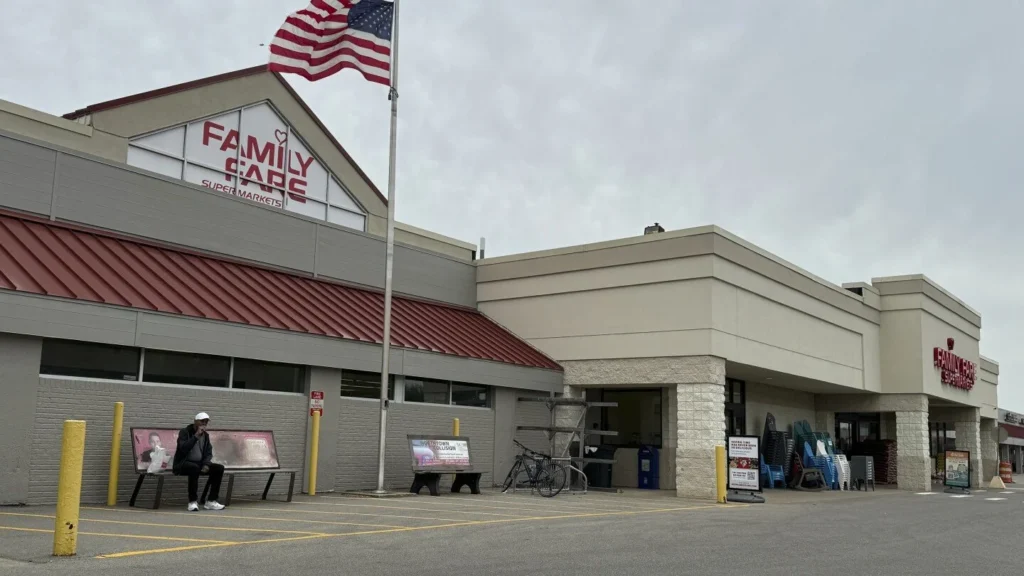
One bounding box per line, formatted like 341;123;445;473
173;412;226;512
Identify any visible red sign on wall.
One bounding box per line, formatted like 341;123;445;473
933;338;976;391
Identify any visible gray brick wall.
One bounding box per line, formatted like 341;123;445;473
513;400;552;454
30;378;307;505
0;334;41;504
334;399;495;491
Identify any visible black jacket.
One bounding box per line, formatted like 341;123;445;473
172;424;213;474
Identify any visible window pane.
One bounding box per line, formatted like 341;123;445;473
451;383;489;407
233;359;305;393
341;370;394;399
405;378;449;404
40;339;139;381
143;350;229;388
127;146;183;179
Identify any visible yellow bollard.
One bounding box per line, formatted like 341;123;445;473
308;410;320;496
715;445;727;504
453;417;460;436
53;420;86;557
107;402;124;507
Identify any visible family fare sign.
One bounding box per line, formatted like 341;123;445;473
198;120;318;209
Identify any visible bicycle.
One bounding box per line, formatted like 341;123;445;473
501;440;568;497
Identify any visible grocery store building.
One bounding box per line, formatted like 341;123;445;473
477;226;1002;497
0;66;1007;505
0;66;562;506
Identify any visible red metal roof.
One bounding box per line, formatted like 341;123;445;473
62;65;388;207
0;212;561;371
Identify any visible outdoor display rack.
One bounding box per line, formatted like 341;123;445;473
516;395;618;494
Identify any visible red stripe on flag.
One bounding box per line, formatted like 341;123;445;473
296;9;348;23
270;43;389;71
269;60;390;85
284;15;349;37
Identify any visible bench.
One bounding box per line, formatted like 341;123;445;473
128;427;297;509
407;434;482;496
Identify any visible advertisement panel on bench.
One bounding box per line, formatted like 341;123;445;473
408;437;471;470
131;428;279;473
727;435;761;492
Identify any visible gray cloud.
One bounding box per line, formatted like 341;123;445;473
2;1;1021;408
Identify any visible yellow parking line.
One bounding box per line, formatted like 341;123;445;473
97;503;749;559
248;498;540;518
82;506;402;529
333;496;633;514
0;512;328;536
229;499;471;523
0;525;232;544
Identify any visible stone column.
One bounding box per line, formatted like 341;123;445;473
895;410;931;492
955;408;983;488
676;356;727;500
980;418;999;481
661;386;677;490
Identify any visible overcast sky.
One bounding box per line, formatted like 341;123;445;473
3;1;1022;410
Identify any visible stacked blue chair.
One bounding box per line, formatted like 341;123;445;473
759;454;785;489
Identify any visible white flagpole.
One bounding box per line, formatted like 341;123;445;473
374;0;400;494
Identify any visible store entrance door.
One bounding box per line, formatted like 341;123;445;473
834;413;880;454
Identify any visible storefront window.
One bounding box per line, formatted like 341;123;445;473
233;359;305;393
143;350;230;388
405;378;450;404
451;383;490;407
340;370;394;400
40;339;140;381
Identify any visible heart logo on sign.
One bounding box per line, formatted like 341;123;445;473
275;129;288;144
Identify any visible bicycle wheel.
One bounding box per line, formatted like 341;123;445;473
501;460;522;493
537;461;567;497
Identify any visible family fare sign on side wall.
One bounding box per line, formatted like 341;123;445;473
933;338;976;391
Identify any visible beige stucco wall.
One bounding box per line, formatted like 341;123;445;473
0;99;126;161
745;381;816;436
478;228;880;393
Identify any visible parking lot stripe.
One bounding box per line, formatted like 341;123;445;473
0;512;328;536
81;506;404;529
230;499;474;523
0;525;233;544
96;503;746;559
261;498;544;518
325;495;646;514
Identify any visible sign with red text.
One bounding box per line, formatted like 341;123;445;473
727;435;761;492
126;103;366;230
310;390;324;416
933;337;976;391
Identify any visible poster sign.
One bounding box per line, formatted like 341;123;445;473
131;428;280;473
310;390;324;416
407;435;473;471
727;435;761;492
944;450;971;489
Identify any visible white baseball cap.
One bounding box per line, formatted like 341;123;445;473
195;412;210;421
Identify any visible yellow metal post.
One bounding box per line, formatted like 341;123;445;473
715;445;727;504
53;420;86;557
106;402;124;507
453;417;460;436
308;410;320;496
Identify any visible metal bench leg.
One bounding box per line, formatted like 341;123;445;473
224;475;235;507
262;473;276;500
153;475;165;510
286;472;295;502
130;474;146;507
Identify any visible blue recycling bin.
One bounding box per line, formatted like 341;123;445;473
638;445;659;489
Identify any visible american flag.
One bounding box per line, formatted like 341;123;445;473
268;0;394;85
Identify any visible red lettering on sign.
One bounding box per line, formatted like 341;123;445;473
289;152;315;178
245;136;275;166
933;346;976;391
220;130;239;153
202;121;224;146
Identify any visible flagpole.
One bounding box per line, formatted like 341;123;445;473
374;0;400;494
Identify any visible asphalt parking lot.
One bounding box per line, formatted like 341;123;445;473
2;485;1023;575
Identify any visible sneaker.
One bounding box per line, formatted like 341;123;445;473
187;501;199;512
203;501;225;511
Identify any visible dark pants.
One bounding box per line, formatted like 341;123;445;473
178;462;225;503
